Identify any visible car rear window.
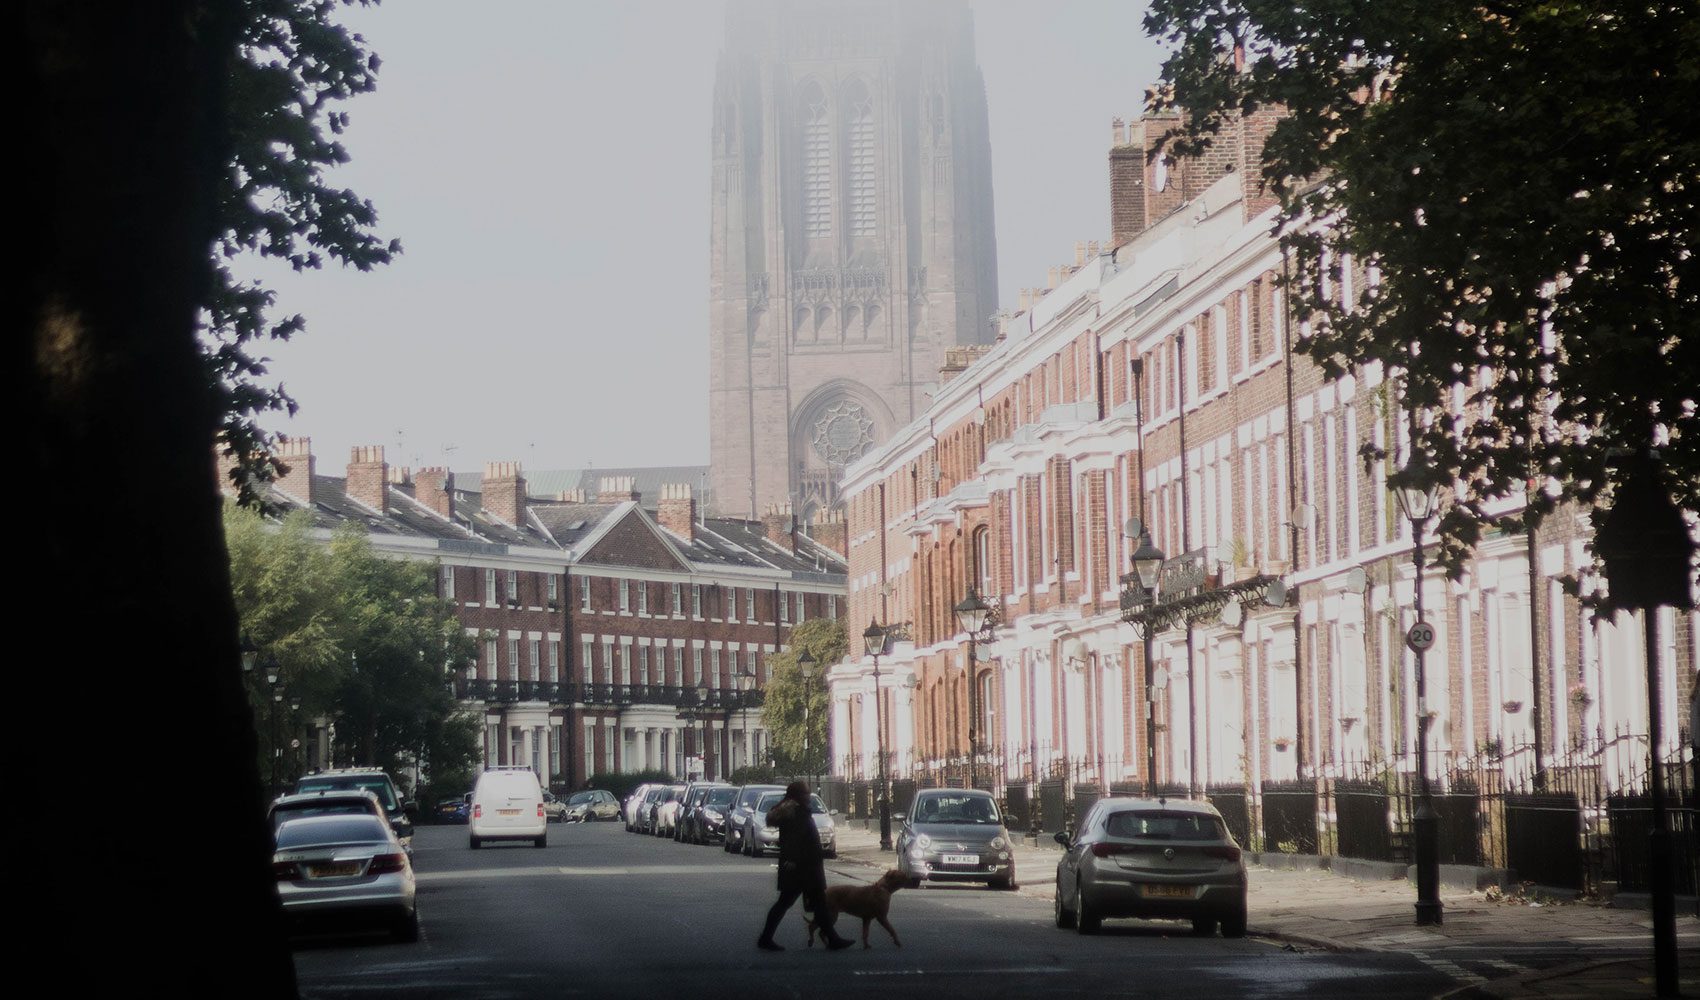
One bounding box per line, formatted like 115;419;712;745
298;776;398;811
1105;810;1227;841
270;802;373;828
276;815;390;849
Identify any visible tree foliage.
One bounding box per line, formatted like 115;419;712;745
208;0;400;505
226;505;479;786
761;618;845;775
1145;1;1700;577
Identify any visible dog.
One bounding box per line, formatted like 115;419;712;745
805;868;907;949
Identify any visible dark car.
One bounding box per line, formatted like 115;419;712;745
724;784;785;854
893;788;1015;889
435;794;470;824
687;786;739;844
674;782;728;843
1053;797;1247;937
295;768;415;847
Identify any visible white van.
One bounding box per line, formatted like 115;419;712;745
469;767;547;849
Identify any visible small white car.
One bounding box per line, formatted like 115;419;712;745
469;767;547;849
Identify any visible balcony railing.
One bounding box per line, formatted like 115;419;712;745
455;678;766;711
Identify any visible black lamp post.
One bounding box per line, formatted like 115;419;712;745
694;683;712;780
1393;451;1443;927
863;619;892;850
1128;531;1167;796
797;649;818;783
953;586;993;790
1595;451;1694;998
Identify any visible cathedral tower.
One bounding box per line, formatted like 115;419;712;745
707;0;998;518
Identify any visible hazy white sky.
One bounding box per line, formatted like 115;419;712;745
259;1;1166;474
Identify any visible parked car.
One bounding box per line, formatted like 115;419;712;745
469;766;547;849
688;785;739;844
1053;797;1247;937
435;794;470;824
563;789;621;823
295;768;414;849
272;813;418;941
744;791;834;857
893;788;1015;889
625;784;662;831
636;785;671;834
268;789;388;835
675;782;729;843
542;790;567;823
653;785;686;837
724;784;784;854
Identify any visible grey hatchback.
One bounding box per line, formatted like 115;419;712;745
893;788;1016;889
1053;797;1247;937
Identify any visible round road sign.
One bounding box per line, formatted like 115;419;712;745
1405;621;1436;652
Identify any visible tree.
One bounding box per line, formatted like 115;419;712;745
762;619;846;776
226;506;480;787
1144;1;1700;576
209;0;400;505
25;2;297;992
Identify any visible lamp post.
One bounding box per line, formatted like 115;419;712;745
1393;451;1443;927
953;586;993;790
797;649;818;784
1595;451;1694;998
1129;532;1167;796
693;683;712;781
863;619;892;851
261;654;282;792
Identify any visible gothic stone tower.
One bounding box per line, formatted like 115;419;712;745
708;0;998;519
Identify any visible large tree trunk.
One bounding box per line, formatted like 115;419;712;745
25;2;297;993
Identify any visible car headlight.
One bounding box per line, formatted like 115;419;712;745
989;835;1008;850
704;809;723;822
916;834;931;849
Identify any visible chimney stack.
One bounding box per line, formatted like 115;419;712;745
657;483;697;543
483;461;527;527
597;475;639;505
555;487;587;503
762;503;794;554
417;467;455;520
275;436;315;505
1109;118;1148;248
346;446;389;515
809;508;847;559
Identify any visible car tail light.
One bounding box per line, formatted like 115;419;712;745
272;861;299;881
1203;845;1242;862
368;852;408;875
537;804;545;819
1090;842;1131;858
473;804;482;819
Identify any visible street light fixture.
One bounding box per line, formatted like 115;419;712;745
1394;449;1443;927
952;586;993;790
797;649;818;783
239;632;260;673
862;619;892;851
1128;531;1166;796
694;683;711;781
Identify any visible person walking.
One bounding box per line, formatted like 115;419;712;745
757;781;852;951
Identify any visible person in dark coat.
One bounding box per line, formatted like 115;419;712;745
757;781;852;951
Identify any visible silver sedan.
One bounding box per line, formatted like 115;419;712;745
273;814;418;941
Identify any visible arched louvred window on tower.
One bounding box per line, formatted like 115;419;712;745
845;79;876;237
799;79;832;239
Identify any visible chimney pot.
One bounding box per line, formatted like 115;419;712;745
482;461;527;527
275;436;315;505
657;483;697;544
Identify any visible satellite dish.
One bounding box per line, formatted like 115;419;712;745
1151;667;1170;690
1220;601;1243;628
1289;503;1315;530
1123;517;1144;539
1265;579;1289;607
1345;567;1367;595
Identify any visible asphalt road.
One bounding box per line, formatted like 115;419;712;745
292;822;1457;1000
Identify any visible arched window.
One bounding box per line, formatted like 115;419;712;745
799;80;831;239
845;79;876;237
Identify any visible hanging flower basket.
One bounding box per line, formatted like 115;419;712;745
1272;737;1293;751
1338;716;1359;732
1501;699;1524;714
1568;684;1593;710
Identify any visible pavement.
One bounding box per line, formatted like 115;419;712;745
828;819;1700;999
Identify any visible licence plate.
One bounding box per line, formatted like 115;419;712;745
940;853;979;866
1140;883;1195;899
308;862;361;878
497;808;522;816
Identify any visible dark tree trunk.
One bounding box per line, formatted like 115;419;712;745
24;2;297;993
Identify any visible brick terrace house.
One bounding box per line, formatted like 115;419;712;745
226;439;848;789
828;95;1696;802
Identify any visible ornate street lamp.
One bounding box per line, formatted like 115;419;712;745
1393;449;1443;926
797;649;818;783
1128;531;1166;796
239;632;260;674
863;619;892;850
953;586;993;790
694;683;712;781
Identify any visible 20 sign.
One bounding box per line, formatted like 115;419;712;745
1405;621;1437;652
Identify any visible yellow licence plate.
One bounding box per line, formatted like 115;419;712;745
309;862;361;878
497;809;522;816
1140;884;1195;899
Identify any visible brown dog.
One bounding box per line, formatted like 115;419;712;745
806;868;907;949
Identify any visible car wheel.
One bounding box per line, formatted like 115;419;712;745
1220;905;1248;939
393;910;420;943
1075;882;1101;935
988;875;1012;891
469;836;481;850
534;834;547;848
824;850;837;860
1191;916;1217;936
1054;878;1076;929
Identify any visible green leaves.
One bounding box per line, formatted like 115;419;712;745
760;619;846;774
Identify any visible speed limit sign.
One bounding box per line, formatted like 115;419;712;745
1405;621;1436;652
